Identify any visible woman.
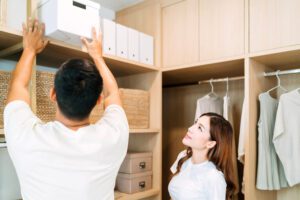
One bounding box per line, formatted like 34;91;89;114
168;113;236;200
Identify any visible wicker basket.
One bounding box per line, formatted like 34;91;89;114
0;70;11;128
36;71;56;122
119;88;149;129
89;99;104;123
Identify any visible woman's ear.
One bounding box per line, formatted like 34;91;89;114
206;140;216;149
49;87;56;103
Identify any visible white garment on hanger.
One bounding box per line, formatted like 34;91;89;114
256;92;288;190
273;88;300;187
238;99;246;164
195;95;223;121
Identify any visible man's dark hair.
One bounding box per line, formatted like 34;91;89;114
54;59;103;121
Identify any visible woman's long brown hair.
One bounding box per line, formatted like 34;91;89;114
174;112;236;200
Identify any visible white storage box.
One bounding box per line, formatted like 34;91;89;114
37;0;100;46
116;171;152;194
119;152;152;174
128;28;139;62
102;18;116;56
139;32;154;65
116;23;128;59
2;0;26;31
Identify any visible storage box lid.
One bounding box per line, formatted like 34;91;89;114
125;151;152;159
117;171;152;179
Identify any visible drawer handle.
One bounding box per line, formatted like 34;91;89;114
139;162;146;169
139;181;146;189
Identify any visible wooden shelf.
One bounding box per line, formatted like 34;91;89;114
249;45;300;70
162;55;245;86
129;129;160;134
36;39;158;77
0;27;158;76
114;189;160;200
0;26;22;56
0;129;4;137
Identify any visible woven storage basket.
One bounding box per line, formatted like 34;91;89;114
36;71;56;122
119;88;149;129
36;71;104;123
0;70;11;129
89;99;104;123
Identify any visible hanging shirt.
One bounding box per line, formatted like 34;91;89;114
273;88;300;187
4;100;129;200
168;150;226;200
195;95;223;121
238;99;246;164
223;94;239;194
256;92;288;190
238;99;246;194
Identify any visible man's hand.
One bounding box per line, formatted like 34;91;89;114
22;18;48;54
81;27;103;61
6;18;48;105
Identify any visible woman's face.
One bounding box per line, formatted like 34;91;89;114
182;116;215;150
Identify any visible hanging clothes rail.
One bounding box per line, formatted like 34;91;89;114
198;76;244;84
264;68;300;77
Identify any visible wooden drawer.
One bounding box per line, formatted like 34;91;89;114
116;171;152;194
119;152;152;174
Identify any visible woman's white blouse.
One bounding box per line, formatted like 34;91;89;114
168;151;226;200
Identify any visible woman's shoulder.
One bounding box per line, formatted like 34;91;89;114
170;149;188;174
205;162;226;185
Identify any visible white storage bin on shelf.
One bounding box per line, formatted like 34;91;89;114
128;28;139;62
139;32;154;66
37;0;100;46
116;23;128;59
1;0;26;31
102;18;116;56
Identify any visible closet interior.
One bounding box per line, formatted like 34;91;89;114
1;0;300;199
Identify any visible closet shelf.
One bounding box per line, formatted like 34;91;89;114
37;40;159;76
0;27;22;55
114;188;160;200
0;26;158;77
129;128;160;134
162;56;244;86
249;45;300;69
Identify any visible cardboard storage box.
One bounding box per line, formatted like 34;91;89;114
116;171;152;194
37;0;100;46
119;152;152;174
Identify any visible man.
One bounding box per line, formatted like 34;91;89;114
4;18;129;200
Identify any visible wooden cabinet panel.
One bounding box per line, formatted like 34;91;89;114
162;0;199;67
199;0;244;61
250;0;300;52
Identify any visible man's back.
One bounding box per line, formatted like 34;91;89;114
4;101;129;200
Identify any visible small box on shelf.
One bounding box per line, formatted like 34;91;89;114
119;152;152;174
116;171;152;194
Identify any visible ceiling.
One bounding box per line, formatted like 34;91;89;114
91;0;144;11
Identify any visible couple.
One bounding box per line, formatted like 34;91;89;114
4;19;236;200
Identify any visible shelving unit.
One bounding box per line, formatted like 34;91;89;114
0;1;162;200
